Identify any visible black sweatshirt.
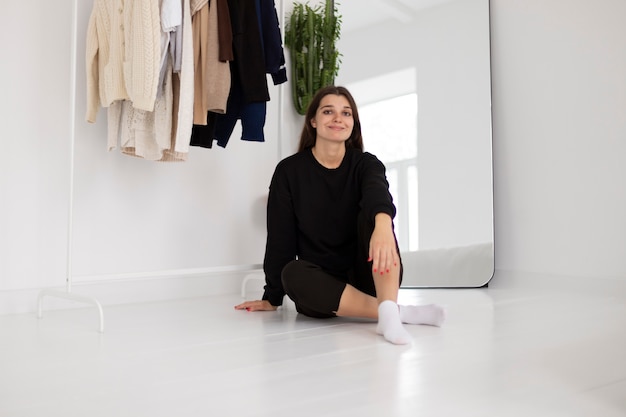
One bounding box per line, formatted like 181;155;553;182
262;147;396;306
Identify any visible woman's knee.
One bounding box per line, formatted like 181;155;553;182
281;260;319;305
280;260;301;284
280;260;345;318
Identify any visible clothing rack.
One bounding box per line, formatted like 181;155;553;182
37;0;105;332
36;0;286;333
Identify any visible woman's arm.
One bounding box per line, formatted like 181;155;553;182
262;163;298;307
359;153;396;221
369;213;400;277
358;154;399;276
237;161;298;311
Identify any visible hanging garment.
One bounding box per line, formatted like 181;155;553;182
158;0;182;89
190;0;286;148
256;0;287;86
192;0;232;125
169;0;196;158
85;0;162;123
216;0;234;62
228;0;270;103
190;67;266;148
107;58;175;161
105;0;195;162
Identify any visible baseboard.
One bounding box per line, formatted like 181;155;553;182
491;269;626;297
0;269;264;316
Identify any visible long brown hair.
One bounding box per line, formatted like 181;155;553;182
297;86;364;152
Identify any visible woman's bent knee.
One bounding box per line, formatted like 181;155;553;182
280;260;345;318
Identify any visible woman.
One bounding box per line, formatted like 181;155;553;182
235;86;444;345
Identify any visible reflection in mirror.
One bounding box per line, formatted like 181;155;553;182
335;0;493;287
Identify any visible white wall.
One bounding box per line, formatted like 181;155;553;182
490;0;626;282
1;0;74;291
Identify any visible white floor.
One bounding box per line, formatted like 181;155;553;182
1;278;625;417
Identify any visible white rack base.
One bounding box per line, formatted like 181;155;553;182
37;289;105;333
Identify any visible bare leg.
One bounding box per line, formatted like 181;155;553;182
372;264;446;328
336;264;412;345
334;284;378;319
335;264;444;344
335;261;401;319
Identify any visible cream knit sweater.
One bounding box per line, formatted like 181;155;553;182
105;0;195;161
85;0;162;123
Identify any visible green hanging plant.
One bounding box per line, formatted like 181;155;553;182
285;0;342;115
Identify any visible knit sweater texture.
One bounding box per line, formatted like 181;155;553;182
262;148;396;307
85;0;162;122
103;0;195;161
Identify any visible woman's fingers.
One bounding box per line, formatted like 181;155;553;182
234;300;277;311
369;221;399;277
370;245;399;277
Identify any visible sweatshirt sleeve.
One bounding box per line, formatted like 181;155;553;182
259;0;287;85
359;152;397;222
262;162;297;306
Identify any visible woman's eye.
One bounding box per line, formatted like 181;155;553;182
343;112;352;117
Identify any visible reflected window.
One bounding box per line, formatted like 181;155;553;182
348;69;419;251
359;94;417;163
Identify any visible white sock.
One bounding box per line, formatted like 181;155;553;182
376;300;412;345
399;304;445;327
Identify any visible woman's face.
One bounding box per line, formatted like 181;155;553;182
311;94;354;145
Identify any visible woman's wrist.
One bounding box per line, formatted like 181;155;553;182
374;213;392;227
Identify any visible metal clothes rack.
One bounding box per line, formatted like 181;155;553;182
36;0;105;332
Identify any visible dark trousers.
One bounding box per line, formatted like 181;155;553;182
281;212;403;318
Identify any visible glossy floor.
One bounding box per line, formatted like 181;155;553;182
1;280;625;417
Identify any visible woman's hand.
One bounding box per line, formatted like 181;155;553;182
369;213;400;276
234;300;278;312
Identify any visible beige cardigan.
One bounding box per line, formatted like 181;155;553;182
192;0;231;125
85;0;162;123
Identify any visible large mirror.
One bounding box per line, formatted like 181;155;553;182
334;0;493;287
